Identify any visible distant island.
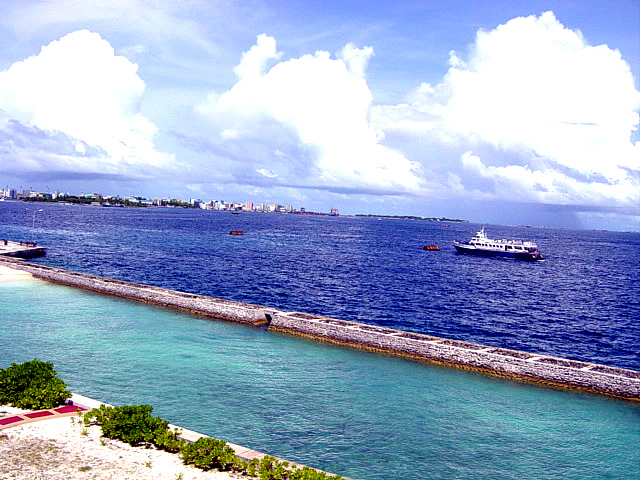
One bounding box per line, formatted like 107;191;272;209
355;214;468;222
2;187;466;222
4;189;338;215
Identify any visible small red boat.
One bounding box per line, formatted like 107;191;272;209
229;231;244;235
423;245;440;251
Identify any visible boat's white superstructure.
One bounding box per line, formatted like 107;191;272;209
453;227;543;261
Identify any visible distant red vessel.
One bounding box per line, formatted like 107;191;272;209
229;231;244;235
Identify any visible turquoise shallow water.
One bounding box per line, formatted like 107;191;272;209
1;277;639;480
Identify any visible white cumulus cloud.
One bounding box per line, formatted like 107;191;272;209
197;34;421;193
376;11;640;209
0;29;173;177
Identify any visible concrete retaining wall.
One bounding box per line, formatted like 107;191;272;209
2;257;638;402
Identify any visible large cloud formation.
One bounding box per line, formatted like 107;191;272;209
375;11;639;210
193;12;639;218
196;34;421;193
0;30;172;179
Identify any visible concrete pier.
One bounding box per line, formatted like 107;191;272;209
1;257;638;402
0;240;46;259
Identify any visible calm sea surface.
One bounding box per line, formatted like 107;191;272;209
1;202;639;479
1;279;639;480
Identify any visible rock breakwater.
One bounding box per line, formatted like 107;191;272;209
269;311;640;401
0;258;272;325
2;257;638;402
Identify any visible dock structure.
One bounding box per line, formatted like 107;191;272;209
1;256;638;402
0;240;46;259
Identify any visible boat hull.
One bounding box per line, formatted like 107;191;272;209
454;244;543;261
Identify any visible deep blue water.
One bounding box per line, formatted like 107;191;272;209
1;278;639;480
1;201;639;370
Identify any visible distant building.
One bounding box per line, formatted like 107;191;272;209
0;185;335;217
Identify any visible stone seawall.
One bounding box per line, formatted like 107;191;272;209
3;257;638;402
0;258;273;325
269;312;640;401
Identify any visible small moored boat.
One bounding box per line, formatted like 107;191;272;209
453;227;543;261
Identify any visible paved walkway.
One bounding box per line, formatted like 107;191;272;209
0;404;88;431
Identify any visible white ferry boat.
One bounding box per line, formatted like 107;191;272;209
453;227;544;261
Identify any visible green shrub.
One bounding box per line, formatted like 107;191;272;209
84;404;171;447
154;428;187;453
256;455;344;480
181;437;237;470
289;466;344;480
258;455;287;479
0;359;71;409
83;403;345;480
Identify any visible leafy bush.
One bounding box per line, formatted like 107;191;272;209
154;427;187;453
84;403;344;480
180;441;345;479
181;437;237;470
84;404;174;447
254;455;345;480
0;359;71;409
258;455;289;479
288;466;344;480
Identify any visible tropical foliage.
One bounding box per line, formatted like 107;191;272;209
83;403;344;479
0;359;71;409
83;404;184;449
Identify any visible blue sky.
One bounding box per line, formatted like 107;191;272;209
0;0;638;231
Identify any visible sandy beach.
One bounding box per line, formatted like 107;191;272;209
0;265;33;282
0;406;240;480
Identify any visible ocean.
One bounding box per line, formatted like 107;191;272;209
1;201;639;479
1;201;638;369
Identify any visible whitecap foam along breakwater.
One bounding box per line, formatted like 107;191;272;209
3;257;638;402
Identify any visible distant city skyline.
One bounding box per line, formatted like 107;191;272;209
0;1;638;231
0;185;340;215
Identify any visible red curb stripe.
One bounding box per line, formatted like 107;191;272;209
54;405;87;414
24;411;55;419
0;416;24;425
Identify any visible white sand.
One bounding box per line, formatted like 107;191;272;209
0;414;242;480
0;265;33;283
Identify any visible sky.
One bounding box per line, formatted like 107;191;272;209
0;1;638;231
